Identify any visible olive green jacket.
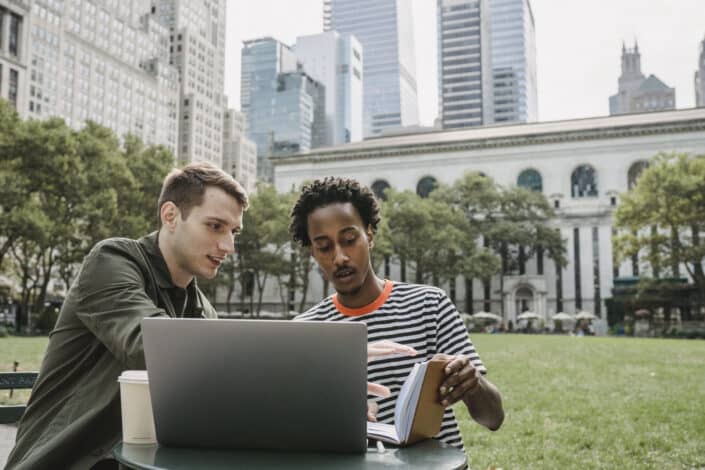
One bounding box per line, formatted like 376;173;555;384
6;232;217;470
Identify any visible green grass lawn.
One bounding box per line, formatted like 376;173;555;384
2;334;704;468
460;334;705;469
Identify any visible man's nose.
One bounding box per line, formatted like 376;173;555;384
219;233;235;254
332;244;349;265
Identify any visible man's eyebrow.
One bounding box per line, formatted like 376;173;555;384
312;234;331;242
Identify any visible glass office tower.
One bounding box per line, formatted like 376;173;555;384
437;0;493;129
489;0;537;123
241;38;325;182
324;0;418;137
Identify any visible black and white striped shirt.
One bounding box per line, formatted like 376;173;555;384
296;280;486;449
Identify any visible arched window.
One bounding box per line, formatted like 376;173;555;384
416;176;438;198
627;161;648;190
571;165;598;198
371;179;391;201
517;169;543;192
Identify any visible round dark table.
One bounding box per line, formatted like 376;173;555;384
113;439;467;469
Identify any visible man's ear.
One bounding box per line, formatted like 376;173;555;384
367;227;374;249
160;202;180;231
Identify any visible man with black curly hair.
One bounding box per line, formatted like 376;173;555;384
291;177;504;450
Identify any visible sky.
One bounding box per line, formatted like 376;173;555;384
224;0;705;125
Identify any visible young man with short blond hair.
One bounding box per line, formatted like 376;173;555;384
7;162;248;470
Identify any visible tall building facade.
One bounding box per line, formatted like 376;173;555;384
272;108;705;322
241;37;326;182
696;36;705;107
295;30;363;146
0;1;30;116
324;0;419;137
153;0;227;166
436;0;493;129
489;0;537;123
609;42;675;115
222;107;257;195
7;0;180;154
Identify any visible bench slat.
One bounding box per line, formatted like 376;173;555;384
0;373;38;390
0;405;27;424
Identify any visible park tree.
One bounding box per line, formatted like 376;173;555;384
383;188;471;287
0;99;29;270
233;184;291;316
434;172;566;313
614;152;705;294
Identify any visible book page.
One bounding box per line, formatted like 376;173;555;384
367;422;400;444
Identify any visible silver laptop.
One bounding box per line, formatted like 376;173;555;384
141;317;368;453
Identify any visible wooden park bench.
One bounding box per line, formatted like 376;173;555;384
0;372;38;424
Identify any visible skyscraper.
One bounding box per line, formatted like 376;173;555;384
0;1;29;116
222;107;257;195
241;37;326;182
295;31;363;145
696;36;705;107
609;42;675;115
153;0;227;166
489;0;537;123
436;0;493;129
324;0;418;137
10;0;179;153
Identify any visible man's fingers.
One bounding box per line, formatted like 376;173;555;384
368;340;417;362
441;377;477;407
444;356;469;375
367;382;391;398
441;360;475;389
367;400;379;422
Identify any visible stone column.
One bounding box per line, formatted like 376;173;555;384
1;10;10;55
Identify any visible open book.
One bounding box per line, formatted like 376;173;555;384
367;360;446;445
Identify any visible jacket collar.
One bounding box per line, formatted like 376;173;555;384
139;231;185;290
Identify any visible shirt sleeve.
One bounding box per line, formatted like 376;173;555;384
435;289;487;374
72;242;168;369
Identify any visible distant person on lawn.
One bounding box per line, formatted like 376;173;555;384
291;177;504;449
6;162;248;470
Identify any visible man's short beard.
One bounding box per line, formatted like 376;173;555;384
336;284;362;297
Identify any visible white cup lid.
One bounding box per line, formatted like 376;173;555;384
118;370;149;384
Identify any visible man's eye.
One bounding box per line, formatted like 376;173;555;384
344;237;356;245
317;245;331;252
210;223;222;231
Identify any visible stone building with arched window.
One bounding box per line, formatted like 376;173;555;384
267;108;705;327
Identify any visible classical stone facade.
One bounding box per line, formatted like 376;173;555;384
263;108;705;325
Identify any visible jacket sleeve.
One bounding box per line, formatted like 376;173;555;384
73;241;168;369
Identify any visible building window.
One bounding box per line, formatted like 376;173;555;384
416;176;438;199
517;169;543;192
627;160;648;190
9;69;19;109
371;179;391;201
573;227;581;309
9;14;21;57
571;165;598;198
592;227;601;316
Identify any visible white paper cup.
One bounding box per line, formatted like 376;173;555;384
118;370;156;445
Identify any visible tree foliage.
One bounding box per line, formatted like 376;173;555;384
0;99;174;331
614;152;705;293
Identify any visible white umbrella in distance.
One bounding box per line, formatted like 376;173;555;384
517;311;540;321
472;311;502;322
552;312;575;321
575;311;597;320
